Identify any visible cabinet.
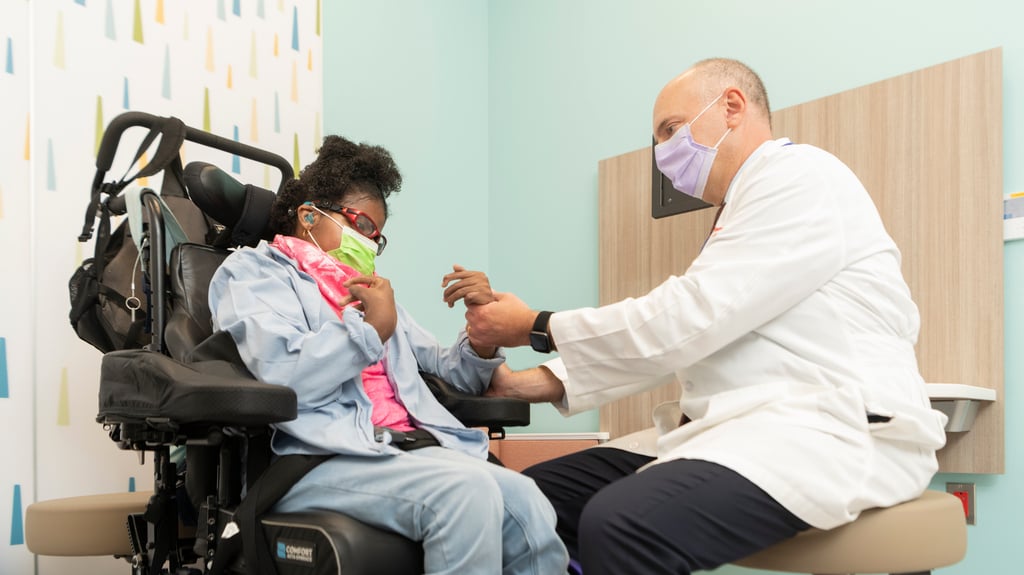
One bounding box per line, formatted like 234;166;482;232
489;433;610;472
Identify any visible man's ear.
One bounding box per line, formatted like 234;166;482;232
723;87;747;128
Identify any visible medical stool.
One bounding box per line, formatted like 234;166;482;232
26;491;154;557
601;427;967;575
734;489;966;574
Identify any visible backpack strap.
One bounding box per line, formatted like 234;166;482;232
79;116;188;242
119;116;187;184
208;453;332;575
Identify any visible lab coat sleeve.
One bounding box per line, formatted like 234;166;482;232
399;305;505;395
208;248;384;410
542;356;679;416
550;153;846;409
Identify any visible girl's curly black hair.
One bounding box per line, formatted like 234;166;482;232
267;135;402;237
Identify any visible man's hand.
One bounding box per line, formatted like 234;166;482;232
441;264;498;308
344;275;397;343
486;364;565;403
464;291;536;349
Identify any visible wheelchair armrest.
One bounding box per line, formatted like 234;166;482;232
98;349;297;430
419;371;530;430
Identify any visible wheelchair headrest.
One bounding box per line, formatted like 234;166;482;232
184;161;276;248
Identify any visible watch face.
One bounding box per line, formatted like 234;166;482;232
530;331;550;353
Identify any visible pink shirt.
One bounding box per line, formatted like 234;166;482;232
269;235;416;432
361;359;415;432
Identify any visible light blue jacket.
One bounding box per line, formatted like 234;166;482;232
208;241;504;460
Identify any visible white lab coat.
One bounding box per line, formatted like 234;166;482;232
544;138;948;529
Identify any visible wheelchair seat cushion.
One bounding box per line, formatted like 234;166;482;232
98;349;297;427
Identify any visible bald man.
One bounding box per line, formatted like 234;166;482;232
465;59;947;574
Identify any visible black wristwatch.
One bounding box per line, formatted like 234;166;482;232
529;311;554;353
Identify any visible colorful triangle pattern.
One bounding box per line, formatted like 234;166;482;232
57;368;70;426
95;95;104;156
203;87;211;131
133;0;144;44
0;337;8;399
250;32;258;78
232;125;241;173
138;151;149;186
291;6;299;51
10;485;23;545
206;26;215;71
105;0;117;40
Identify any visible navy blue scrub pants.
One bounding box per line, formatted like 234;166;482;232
522;448;810;575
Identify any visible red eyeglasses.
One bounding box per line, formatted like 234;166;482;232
324;205;387;255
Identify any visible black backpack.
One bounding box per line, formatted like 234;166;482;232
69;115;214;353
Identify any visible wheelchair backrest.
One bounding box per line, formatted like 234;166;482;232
163;162;281;362
165;243;231;362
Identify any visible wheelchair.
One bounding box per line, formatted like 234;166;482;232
26;112;530;575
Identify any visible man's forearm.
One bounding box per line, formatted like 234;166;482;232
503;365;565;403
486;363;565;403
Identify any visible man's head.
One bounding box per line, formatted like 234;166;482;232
652;58;773;206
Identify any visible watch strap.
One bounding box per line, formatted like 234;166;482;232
530;311;554;353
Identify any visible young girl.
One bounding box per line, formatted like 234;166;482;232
208;135;567;575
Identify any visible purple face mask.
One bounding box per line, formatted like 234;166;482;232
654;93;731;200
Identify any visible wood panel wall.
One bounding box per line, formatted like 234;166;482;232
597;49;1004;473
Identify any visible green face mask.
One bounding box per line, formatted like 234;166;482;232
326;224;378;275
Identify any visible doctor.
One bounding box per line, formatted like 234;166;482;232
464;58;948;575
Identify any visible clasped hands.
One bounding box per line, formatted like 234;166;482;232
343;264;560;401
340;264;502;355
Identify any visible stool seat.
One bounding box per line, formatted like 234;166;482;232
735;490;967;574
25;491;152;557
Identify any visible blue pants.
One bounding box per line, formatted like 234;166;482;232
273;446;569;575
523;448;810;575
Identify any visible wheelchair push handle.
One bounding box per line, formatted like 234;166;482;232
94;111;295;193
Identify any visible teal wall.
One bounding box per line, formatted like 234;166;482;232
325;1;1021;572
322;1;490;345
